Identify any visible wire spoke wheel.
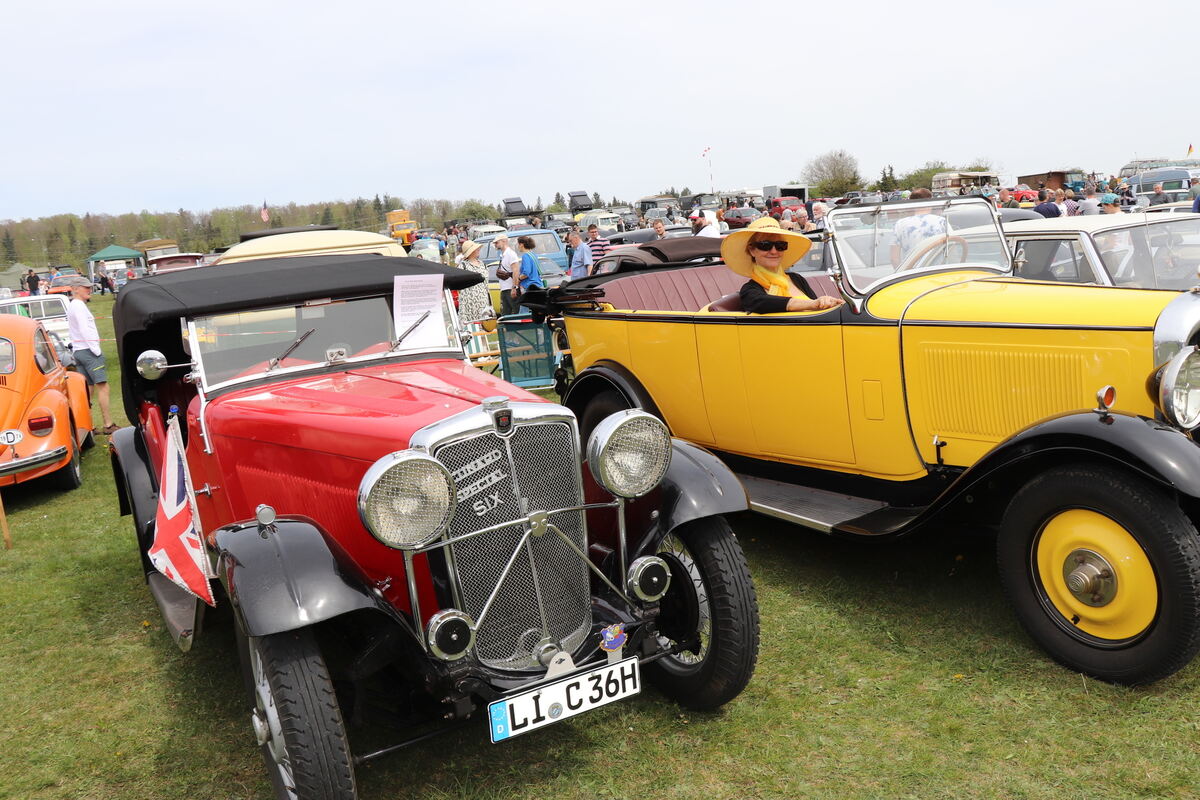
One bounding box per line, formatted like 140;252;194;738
644;516;759;710
239;628;356;800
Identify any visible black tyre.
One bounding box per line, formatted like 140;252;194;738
81;429;95;451
241;628;357;800
998;464;1200;685
578;389;629;448
645;516;760;709
47;435;82;491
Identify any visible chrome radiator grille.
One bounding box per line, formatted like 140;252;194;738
433;420;591;670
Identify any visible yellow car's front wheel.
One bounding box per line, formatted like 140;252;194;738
998;463;1200;685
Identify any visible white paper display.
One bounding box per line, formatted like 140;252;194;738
392;274;447;351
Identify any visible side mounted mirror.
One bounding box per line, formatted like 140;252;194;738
136;350;169;380
136;350;194;380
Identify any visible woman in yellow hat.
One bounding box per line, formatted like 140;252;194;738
720;217;844;314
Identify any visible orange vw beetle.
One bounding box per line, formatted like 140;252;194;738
0;315;94;489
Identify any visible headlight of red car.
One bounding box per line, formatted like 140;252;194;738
357;451;456;550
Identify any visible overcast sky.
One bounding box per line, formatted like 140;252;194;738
3;0;1196;221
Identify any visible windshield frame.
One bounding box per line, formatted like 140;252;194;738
826;196;1011;296
187;290;465;394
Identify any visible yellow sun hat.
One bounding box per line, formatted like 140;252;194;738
720;216;813;278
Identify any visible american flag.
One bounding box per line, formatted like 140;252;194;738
147;416;215;606
260;200;270;224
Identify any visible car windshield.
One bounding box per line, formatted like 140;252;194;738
1093;218;1200;290
828;197;1010;294
191;293;459;390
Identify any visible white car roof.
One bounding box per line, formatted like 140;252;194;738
1003;212;1200;235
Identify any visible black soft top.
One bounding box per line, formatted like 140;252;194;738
113;254;482;421
114;253;481;336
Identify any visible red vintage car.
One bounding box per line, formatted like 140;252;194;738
723;207;763;229
0;314;93;489
109;253;759;799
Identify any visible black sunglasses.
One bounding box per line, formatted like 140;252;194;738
750;240;789;252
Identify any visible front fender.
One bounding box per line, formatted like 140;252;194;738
961;410;1200;499
109;427;157;562
657;440;749;534
214;516;389;638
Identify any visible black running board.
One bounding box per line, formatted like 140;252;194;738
737;473;921;536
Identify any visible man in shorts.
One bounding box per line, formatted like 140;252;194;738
65;276;117;434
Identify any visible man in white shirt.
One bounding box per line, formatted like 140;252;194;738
494;234;521;316
65;277;116;433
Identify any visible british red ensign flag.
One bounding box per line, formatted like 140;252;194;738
148;416;215;606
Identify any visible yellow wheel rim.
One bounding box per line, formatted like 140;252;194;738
1035;509;1158;641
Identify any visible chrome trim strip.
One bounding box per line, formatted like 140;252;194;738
186;320;215;454
411;502;618;554
404;550;426;653
0;445;68;477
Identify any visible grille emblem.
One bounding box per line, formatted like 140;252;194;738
494;409;513;435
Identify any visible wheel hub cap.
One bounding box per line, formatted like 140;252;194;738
1062;549;1117;606
251;709;270;747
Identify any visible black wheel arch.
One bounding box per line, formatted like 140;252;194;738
907;411;1200;533
563;360;664;424
109;426;158;573
215;516;410;641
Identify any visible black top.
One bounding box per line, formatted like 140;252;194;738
739;274;815;314
114;253;481;339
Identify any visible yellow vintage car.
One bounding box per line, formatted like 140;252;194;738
548;196;1200;685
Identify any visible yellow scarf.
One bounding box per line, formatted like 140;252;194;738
751;265;794;297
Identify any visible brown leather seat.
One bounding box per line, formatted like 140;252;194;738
599;265;745;312
795;272;841;300
707;292;742;312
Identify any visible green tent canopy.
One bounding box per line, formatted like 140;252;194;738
87;244;143;262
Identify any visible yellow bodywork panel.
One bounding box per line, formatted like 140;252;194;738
842;326;927;479
871;274;1173;328
733;320;854;464
625;316;712;444
902;326;1153;466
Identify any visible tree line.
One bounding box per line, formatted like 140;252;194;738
801;151;994;198
1;188;648;270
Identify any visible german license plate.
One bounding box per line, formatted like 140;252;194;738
487;657;640;743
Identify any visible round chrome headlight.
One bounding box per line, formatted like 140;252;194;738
586;410;672;498
1160;346;1200;431
357;451;455;550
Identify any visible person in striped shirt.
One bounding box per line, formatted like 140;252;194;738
586;224;611;261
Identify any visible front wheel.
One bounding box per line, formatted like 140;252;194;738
241;628;357;800
645;516;760;709
998;464;1200;685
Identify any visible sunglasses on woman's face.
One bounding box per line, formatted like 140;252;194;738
750;240;789;252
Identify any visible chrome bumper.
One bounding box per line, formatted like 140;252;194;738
0;445;68;477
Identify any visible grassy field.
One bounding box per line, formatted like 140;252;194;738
2;293;1199;799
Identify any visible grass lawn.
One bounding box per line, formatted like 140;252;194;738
2;293;1198;799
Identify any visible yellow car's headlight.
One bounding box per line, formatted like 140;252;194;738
1159;346;1200;430
358;451;455;549
586;410;672;498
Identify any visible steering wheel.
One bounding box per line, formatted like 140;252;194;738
895;234;969;272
